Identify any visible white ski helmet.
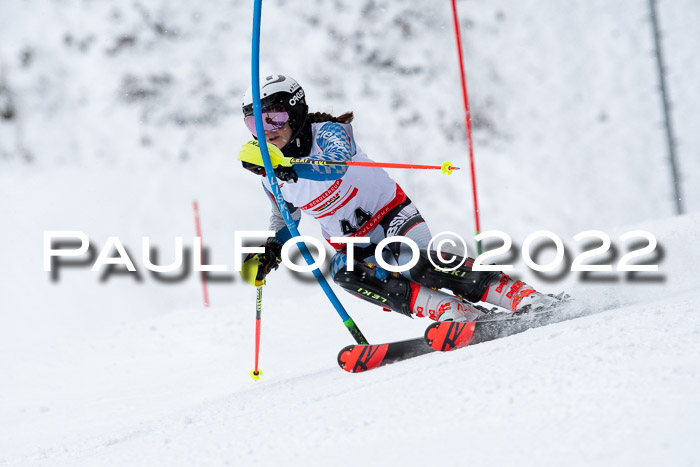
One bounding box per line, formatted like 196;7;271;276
242;74;308;139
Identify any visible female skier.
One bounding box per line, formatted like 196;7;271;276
238;74;560;322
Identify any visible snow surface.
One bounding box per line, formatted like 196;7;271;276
1;1;699;466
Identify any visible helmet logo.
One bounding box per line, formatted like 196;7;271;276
289;89;305;106
263;75;285;88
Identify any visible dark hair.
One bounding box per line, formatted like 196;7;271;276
307;111;354;124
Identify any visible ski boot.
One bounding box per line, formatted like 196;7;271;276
481;273;569;314
333;262;486;322
410;285;487;322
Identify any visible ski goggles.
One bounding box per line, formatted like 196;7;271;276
244;109;290;133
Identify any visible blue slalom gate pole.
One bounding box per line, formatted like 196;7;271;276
250;0;368;345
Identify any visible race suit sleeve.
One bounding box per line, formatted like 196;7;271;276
294;122;354;181
262;182;301;243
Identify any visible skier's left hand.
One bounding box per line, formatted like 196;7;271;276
240;238;283;287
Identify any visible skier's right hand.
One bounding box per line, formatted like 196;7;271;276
240;238;283;287
239;140;294;167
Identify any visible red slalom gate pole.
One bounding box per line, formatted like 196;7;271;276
192;201;210;307
451;0;483;255
250;287;263;380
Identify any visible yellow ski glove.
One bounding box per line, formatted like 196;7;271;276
240;255;266;287
238;140;293;168
239;239;283;287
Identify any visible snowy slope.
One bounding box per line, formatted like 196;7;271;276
2;213;700;467
6;296;700;467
